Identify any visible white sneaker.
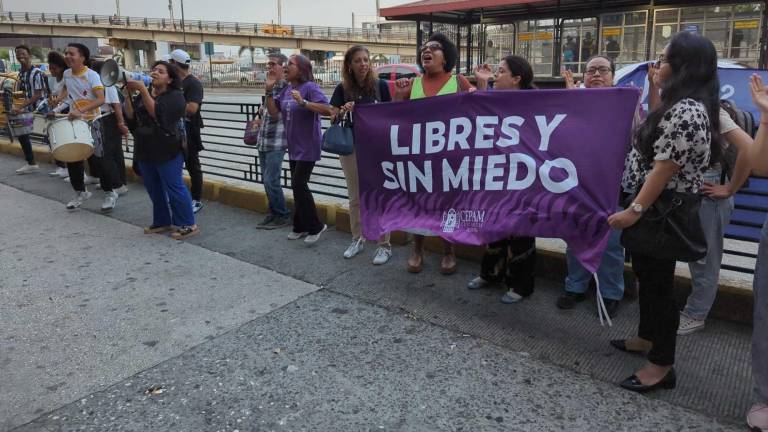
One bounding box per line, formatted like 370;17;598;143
15;164;39;174
192;200;204;214
304;224;328;245
101;191;118;213
66;190;92;210
49;167;67;177
343;238;365;259
115;185;129;195
467;276;492;290
678;313;705;335
84;175;99;185
748;403;768;431
287;231;308;240
372;246;392;265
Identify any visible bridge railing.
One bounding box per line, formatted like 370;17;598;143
2;11;417;44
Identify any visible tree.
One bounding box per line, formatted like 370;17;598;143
238;46;255;64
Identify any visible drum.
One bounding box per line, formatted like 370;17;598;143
8;112;34;136
48;118;94;162
32;114;49;135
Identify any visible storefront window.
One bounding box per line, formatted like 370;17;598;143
561;18;597;73
600;11;648;69
517;19;555;76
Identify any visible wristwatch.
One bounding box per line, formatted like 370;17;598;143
299;99;308;107
630;202;645;214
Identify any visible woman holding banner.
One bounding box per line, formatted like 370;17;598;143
607;32;720;393
393;32;475;275
464;55;537;304
330;45;393;265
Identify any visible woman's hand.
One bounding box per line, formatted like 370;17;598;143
700;181;734;199
290;89;303;104
265;69;278;92
607;208;642;229
750;74;768;115
124;78;146;92
473;63;493;84
341;101;355;112
561;68;579;90
394;77;413;100
647;62;661;89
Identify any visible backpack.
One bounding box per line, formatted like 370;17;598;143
719;99;754;186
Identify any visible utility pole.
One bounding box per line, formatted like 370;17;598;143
115;0;121;17
277;0;282;25
352;12;355;29
168;0;175;25
180;0;186;45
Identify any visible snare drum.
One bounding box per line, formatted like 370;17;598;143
8;112;34;136
32;114;49;136
48;118;94;162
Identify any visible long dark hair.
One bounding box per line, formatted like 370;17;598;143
151;60;182;91
342;45;377;100
502;55;536;90
635;32;722;167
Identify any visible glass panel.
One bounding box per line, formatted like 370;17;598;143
681;7;707;22
704;20;730;57
561;18;596;73
706;5;732;20
653;24;678;56
625;11;647;26
730;25;761;66
602;13;622;27
734;3;763;18
654;9;679;24
620;26;647;64
516;19;555;76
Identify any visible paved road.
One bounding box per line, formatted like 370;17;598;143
0;154;753;431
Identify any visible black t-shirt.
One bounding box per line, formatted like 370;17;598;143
130;89;187;163
330;79;391;107
182;74;204;129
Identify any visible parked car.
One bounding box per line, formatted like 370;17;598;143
375;63;421;95
207;66;259;86
262;24;293;36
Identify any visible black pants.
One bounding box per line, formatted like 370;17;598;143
67;155;100;192
289;160;323;235
185;149;203;201
18;134;35;164
95;114;126;191
480;236;536;296
633;252;679;366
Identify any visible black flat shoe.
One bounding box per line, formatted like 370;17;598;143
609;339;646;355
619;368;676;393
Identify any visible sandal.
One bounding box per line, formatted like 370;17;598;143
440;253;457;275
171;225;200;240
406;252;423;273
144;225;172;234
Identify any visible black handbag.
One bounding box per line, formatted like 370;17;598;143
322;111;354;156
620;189;707;262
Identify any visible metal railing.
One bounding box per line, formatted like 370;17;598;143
1;11;417;44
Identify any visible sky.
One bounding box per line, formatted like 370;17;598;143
5;0;413;28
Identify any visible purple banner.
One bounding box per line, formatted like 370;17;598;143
354;88;640;272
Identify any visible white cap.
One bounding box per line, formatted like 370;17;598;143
169;49;191;65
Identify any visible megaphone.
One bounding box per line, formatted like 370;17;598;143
100;58;152;87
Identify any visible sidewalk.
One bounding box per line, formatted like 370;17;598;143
0;153;754;431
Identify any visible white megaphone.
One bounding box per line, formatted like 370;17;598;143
100;58;152;87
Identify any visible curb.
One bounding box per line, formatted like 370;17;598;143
1;140;754;326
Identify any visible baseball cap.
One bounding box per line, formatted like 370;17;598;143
169;49;191;65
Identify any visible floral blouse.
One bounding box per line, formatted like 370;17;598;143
621;98;712;194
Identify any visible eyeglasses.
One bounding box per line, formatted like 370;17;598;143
585;66;612;76
420;42;443;53
655;55;669;68
267;61;279;66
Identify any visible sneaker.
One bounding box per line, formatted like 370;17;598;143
171;225;199;240
287;231;309;240
270;216;291;229
49;167;67;177
501;290;523;304
600;298;620;319
304;224;328;245
467;276;492;290
192;200;204;214
65;190;92;210
84;175;99;185
101;191;118;213
678;313;705;335
343;238;365;259
15;164;39;174
256;214;276;229
144;225;173;234
115;185;129;196
372;246;392;265
748;403;768;431
556;292;586;309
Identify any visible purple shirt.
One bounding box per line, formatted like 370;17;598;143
274;81;329;161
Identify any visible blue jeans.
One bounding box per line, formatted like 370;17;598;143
565;227;625;301
684;171;734;320
754;217;768;403
138;154;195;227
259;149;290;218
